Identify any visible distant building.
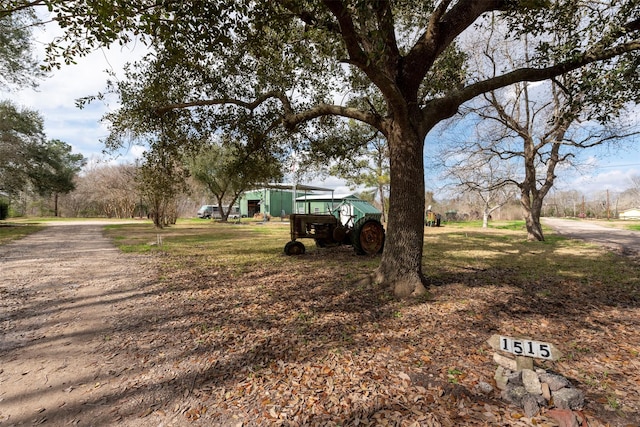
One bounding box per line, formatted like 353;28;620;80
238;183;332;218
619;208;640;220
238;184;382;223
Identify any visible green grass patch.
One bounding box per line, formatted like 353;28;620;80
0;223;45;245
490;220;526;230
422;225;639;300
104;221;291;269
102;219;640;305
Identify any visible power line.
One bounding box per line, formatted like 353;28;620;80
590;163;640;169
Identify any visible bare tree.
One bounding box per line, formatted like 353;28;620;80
68;163;139;218
455;21;640;240
444;154;517;228
629;175;640;206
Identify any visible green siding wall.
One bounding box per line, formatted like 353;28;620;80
239;189;309;217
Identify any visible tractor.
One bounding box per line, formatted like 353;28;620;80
283;200;385;256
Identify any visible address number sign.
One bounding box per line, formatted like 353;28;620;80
500;337;552;359
487;334;562;361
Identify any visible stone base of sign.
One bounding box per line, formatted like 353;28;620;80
487;335;582;417
496;366;585;417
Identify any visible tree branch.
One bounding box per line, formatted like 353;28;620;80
403;0;504;91
321;0;368;68
282;103;382;131
154;90;381;135
154;91;294;117
275;0;340;34
0;0;45;17
429;39;640;121
321;0;405;108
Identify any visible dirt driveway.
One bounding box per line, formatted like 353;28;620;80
0;223;162;426
543;218;640;256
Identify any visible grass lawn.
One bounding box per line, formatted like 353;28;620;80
2;218;639;425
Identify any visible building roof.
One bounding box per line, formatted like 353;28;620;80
252;183;334;192
348;199;382;215
295;192;357;201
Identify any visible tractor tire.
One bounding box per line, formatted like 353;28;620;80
351;218;385;255
284;240;305;256
332;225;348;243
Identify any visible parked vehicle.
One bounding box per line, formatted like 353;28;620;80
197;205;240;219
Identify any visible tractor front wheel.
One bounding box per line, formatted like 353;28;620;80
284;240;305;256
352;218;385;255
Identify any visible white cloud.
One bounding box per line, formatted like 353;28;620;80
556;164;640;195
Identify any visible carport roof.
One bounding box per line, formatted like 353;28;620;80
253;183;334;192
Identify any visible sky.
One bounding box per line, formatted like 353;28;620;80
3;16;640;201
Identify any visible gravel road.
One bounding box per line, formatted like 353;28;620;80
543;217;640;256
0;223;157;426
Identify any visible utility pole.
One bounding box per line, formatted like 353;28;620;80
607;189;610;220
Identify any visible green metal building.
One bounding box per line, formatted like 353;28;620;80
238;184;382;222
238;183;333;218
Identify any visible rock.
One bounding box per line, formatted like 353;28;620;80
522;369;542;395
539;372;571;391
522;393;540;417
541;382;551;401
507;370;523;386
494;366;509;390
552;387;585;410
494;352;517;371
535;393;549;408
547;409;580;427
492;367;584;416
501;385;528;406
474;381;494;395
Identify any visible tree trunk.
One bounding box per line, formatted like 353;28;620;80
521;189;544;241
482;205;490;228
375;123;428;297
54;192;59;217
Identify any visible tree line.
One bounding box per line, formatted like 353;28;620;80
428;182;640;225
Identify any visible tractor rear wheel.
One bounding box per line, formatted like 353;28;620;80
352;218;385;255
284;240;305;256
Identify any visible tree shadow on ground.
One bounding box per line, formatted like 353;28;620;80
3;228;639;426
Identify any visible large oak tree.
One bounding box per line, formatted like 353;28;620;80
6;0;639;296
